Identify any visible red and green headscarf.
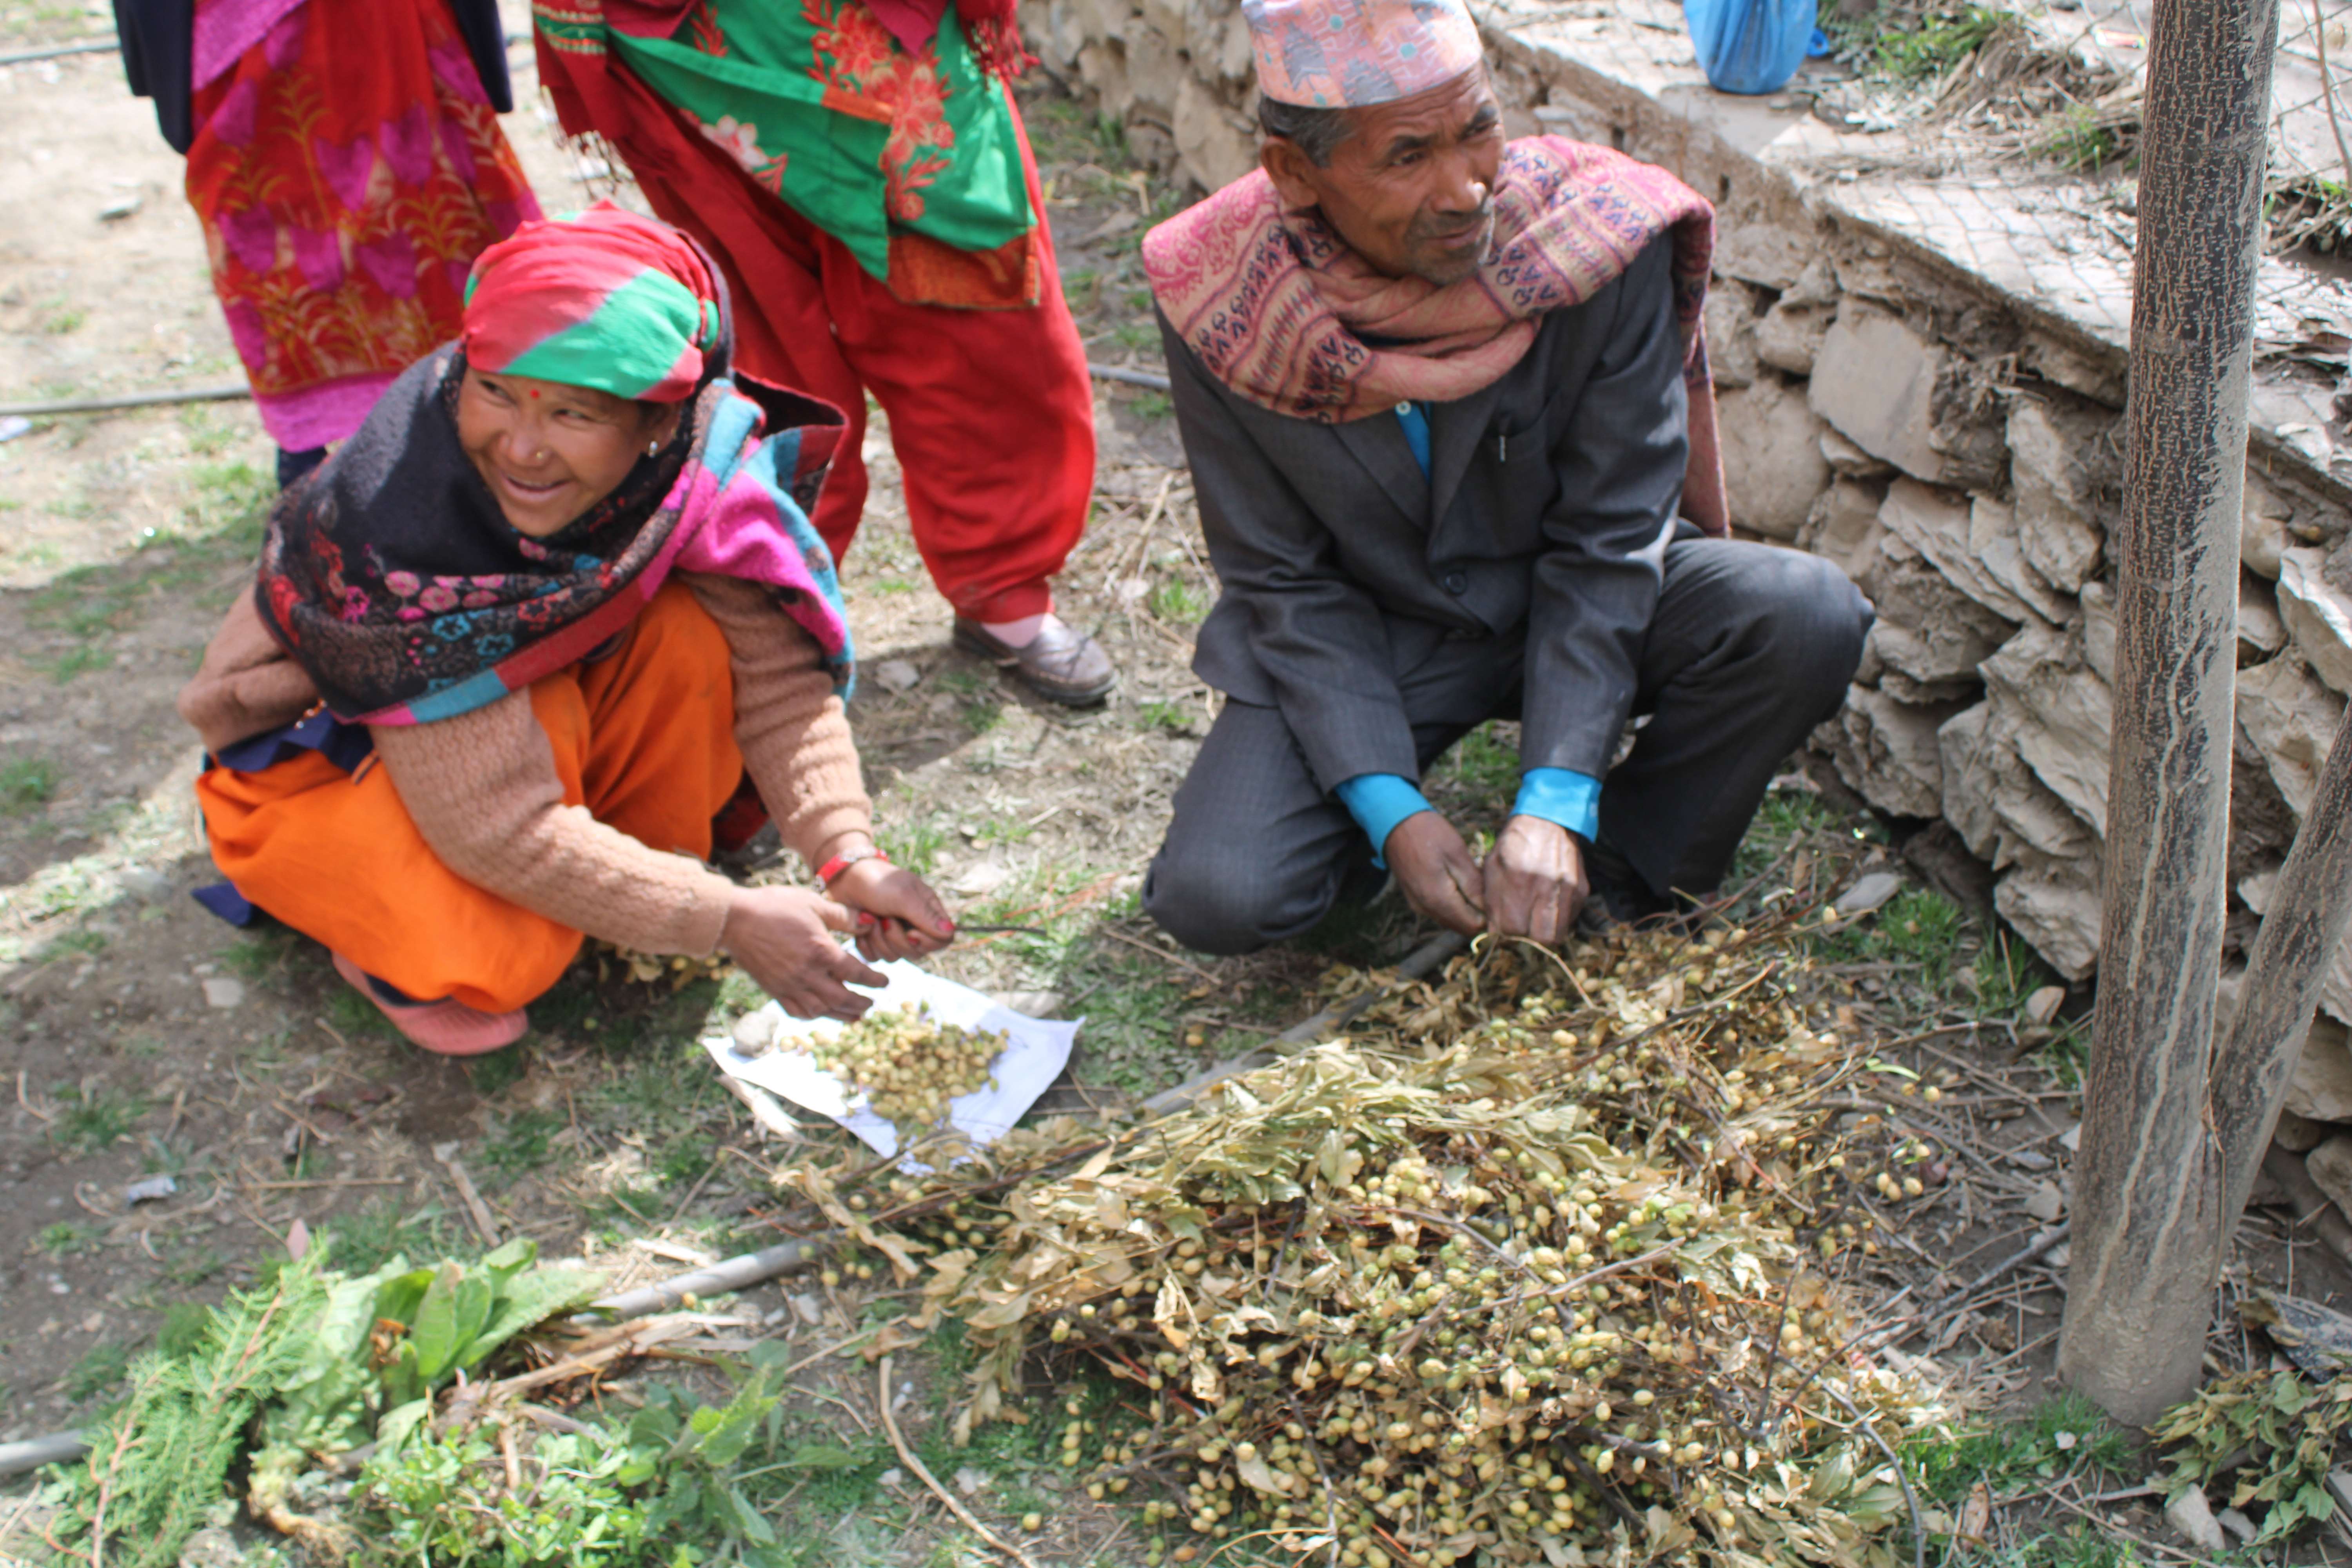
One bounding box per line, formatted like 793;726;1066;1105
461;202;721;403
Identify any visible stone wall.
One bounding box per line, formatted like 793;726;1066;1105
1022;0;2352;1019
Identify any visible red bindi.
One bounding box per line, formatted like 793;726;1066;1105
528;388;540;399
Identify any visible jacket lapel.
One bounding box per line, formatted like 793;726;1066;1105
1426;380;1509;552
1329;408;1431;528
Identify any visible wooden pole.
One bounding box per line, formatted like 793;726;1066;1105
2057;0;2279;1425
2211;709;2352;1234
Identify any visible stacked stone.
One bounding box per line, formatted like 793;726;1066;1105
1028;0;1264;191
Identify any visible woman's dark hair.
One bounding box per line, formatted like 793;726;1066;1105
1257;94;1354;165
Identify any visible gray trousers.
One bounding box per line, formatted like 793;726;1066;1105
1143;537;1872;955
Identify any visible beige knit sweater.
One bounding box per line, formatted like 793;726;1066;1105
180;573;871;958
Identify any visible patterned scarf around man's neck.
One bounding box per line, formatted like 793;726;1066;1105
1142;135;1726;534
256;347;853;725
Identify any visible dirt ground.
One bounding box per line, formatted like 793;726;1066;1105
3;6;2349;1566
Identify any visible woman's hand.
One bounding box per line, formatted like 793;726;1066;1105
826;858;957;962
720;886;886;1022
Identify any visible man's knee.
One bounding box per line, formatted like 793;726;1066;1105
1738;549;1871;710
1143;837;1334;956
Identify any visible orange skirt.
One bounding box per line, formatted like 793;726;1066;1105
197;583;743;1013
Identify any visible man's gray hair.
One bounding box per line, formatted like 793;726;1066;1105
1256;94;1353;165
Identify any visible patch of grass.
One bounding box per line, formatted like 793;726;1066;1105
479;1107;565;1176
45;929;108;959
36;1220;102;1257
61;1341;133;1404
1138;699;1194;733
1914;1392;2134;1506
2038;101;2123;172
1145;578;1205;624
0;753;59;811
1906;1394;2142;1566
960;695;1004;734
1819;885;1969;990
881;816;951;877
185;459;274;536
157;1242;227;1289
323;982;397;1042
40;303;87;335
463;1044;531;1097
1726;786;1878;889
1125;390;1174;422
867;575;918;595
316;1201;469;1276
218;929;298;978
968;815;1036;849
1831;2;2005;81
51;1083;149;1153
1433;720;1520;799
178;405;246;458
1057;949;1193;1097
47;642;112;683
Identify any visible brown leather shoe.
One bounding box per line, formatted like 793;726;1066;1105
952;615;1116;706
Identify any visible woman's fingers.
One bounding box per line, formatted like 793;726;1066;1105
825;940;888;992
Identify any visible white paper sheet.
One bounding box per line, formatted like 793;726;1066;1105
699;959;1079;1162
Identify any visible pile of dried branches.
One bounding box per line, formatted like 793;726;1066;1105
802;918;1952;1568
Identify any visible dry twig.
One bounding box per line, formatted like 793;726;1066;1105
875;1355;1040;1568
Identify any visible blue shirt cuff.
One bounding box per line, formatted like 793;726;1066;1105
1334;773;1434;867
1513;768;1601;842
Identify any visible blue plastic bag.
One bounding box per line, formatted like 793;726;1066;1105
1683;0;1816;94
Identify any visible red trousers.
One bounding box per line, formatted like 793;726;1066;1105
622;93;1095;624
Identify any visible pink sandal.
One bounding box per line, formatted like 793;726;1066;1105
331;951;527;1056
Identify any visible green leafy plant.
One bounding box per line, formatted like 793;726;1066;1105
2151;1368;2352;1544
350;1345;815;1568
618;1351;792;1560
375;1239;607;1409
47;1259;338;1568
358;1422;645;1568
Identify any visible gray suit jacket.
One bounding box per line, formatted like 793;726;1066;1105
1161;231;1689;794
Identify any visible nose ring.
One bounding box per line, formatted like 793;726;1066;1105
532;450;550;463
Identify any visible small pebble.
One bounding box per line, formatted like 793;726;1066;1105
118;866;171;903
201;977;244;1009
871;659;921;693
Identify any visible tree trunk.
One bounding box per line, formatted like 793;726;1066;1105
2211;709;2352;1233
2056;0;2278;1425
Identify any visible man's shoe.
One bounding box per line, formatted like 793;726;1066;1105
952;615;1116;706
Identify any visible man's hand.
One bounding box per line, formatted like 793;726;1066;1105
1483;815;1588;944
720;887;887;1022
1385;811;1486;935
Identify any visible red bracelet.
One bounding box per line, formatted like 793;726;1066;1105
816;846;889;886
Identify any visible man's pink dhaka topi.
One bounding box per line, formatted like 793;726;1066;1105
1243;0;1485;108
